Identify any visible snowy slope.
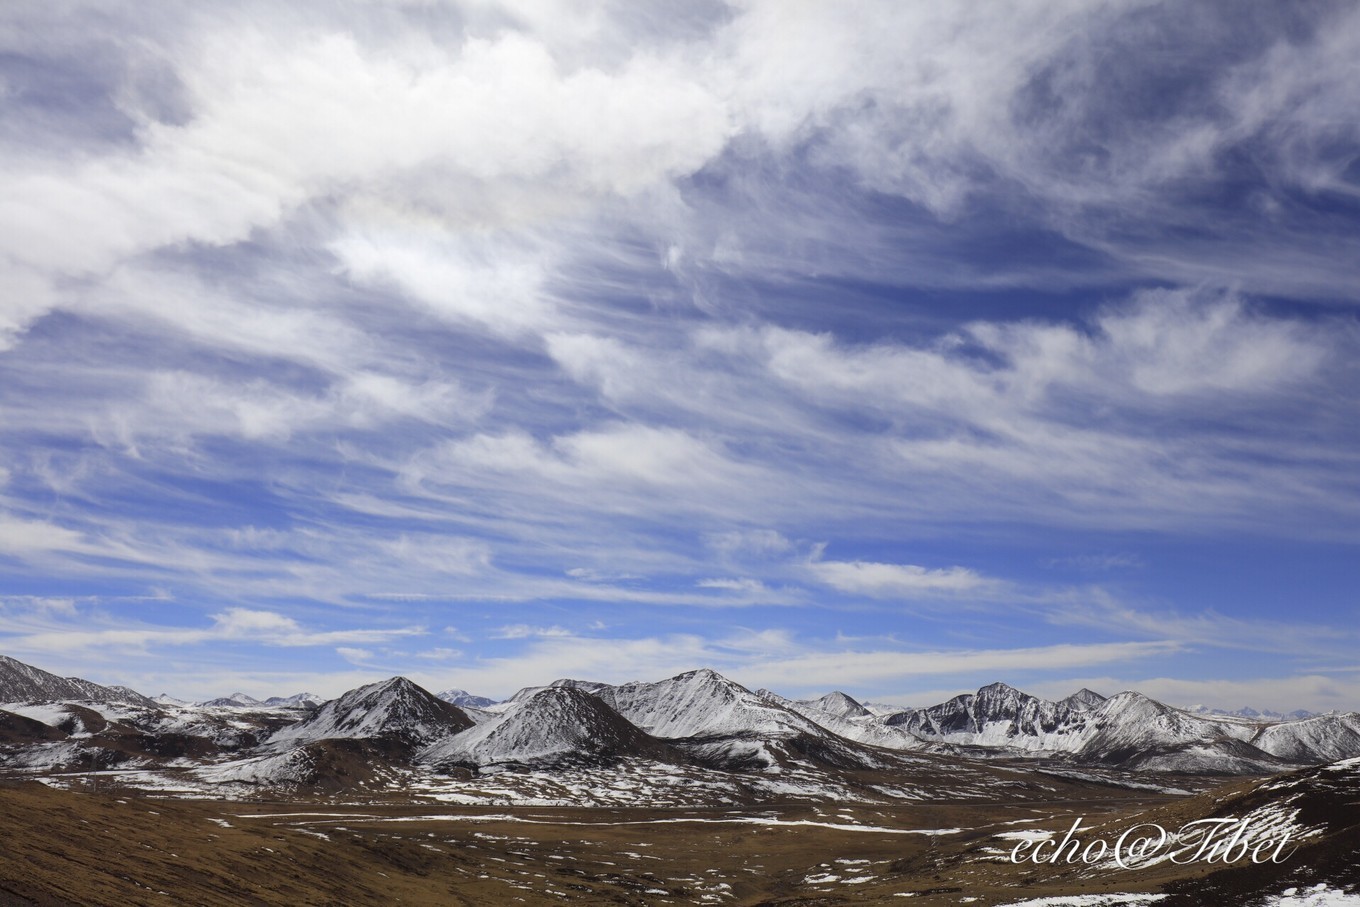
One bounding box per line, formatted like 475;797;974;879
1060;688;1107;711
872;683;1360;773
436;688;497;709
5;651;1360;785
1251;713;1360;763
596;669;822;740
200;692;262;707
265;677;472;751
804;691;872;719
1073;692;1292;772
0;707;71;745
758;690;932;752
421;686;668;770
886;682;1091;752
1106;755;1360;902
263;692;324;707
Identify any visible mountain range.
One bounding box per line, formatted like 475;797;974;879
4;653;1360;801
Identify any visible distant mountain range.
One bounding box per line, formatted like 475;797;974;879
436;688;497;709
4;653;1360;802
195;692;324;708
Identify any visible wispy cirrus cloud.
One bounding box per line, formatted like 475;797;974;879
2;1;1358;708
807;559;997;598
0;604;425;662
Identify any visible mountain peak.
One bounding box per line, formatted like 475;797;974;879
808;691;871;719
436;688;497;709
673;667;724;683
978;681;1020;693
1061;688;1107;711
0;653;155;708
266;676;472;751
598;669;818;740
423;685;669;770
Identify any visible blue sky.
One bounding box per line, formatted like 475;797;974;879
2;1;1359;709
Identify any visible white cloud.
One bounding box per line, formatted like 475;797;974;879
545;332;644;397
335;647;374;665
414;647;462;661
0;513;91;556
1;15;733;345
94;370;485;448
409;422;763;506
332;230;554;339
2;1;1358;704
492;624;573;640
696;577;765;593
757;288;1328;418
0;606;426;660
212;608;301;637
377;535;492;577
705;529;794;558
566;567;641;583
1042;552;1143;571
808;559;994;598
1053;600;1360;660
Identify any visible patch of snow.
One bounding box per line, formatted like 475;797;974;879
1266;887;1360;907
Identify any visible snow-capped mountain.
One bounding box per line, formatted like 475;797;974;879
885;682;1090;752
803;690;872;719
1071;691;1293;773
1059;688;1107;711
263;692;324;708
422;686;671;770
1250;713;1360;763
264;677;472;752
589;669;912;773
5;653;1360;794
0;654;156;708
869;683;1360;774
757;688;934;752
1188;704;1317;720
492;678;612;712
594;668;821;740
199;692;262;708
192;691;321;708
436;688;497;709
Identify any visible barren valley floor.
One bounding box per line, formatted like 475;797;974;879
4;776;1340;906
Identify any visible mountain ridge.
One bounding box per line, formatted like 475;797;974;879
3;653;1359;790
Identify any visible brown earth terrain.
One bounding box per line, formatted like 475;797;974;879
6;774;1334;906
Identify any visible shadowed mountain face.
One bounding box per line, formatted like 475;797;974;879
0;654;156;708
1157;757;1360;905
